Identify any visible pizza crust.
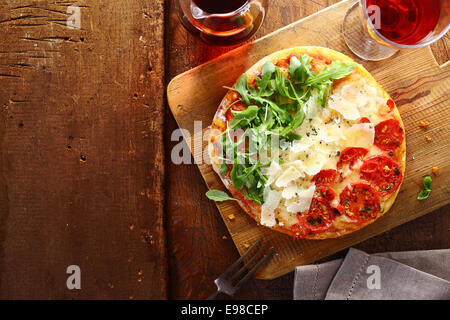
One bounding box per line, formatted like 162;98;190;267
209;46;406;240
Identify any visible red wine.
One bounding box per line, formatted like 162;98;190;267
366;0;440;45
193;0;248;14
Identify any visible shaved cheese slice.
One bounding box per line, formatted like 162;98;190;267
314;140;338;155
290;138;313;153
281;184;299;199
341;83;368;106
339;123;375;149
261;206;276;227
263;161;282;185
318;124;345;143
362;95;388;122
286;185;316;213
327;80;379;120
327;96;360;120
267;160;281;176
305;92;322;119
275;166;304;188
283;160;305;172
302;152;328;176
261;190;282;227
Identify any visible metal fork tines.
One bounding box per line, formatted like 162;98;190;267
207;237;275;300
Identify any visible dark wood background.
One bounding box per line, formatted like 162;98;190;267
0;0;448;300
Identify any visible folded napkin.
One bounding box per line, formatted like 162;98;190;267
294;248;450;300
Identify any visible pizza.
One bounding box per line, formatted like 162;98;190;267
207;46;406;239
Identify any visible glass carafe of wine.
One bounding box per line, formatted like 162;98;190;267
177;0;269;46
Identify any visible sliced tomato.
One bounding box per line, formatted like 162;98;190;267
312;169;339;186
378;99;395;116
315;185;335;201
374;119;404;151
339;183;380;224
360;155;402;197
297;197;336;233
336;147;369;170
359;117;371;124
333;203;345;215
360;160;378;174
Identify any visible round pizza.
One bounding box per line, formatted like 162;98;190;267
207;46;406;239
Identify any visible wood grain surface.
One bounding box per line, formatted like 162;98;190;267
167;0;450;280
165;0;450;298
0;0;167;299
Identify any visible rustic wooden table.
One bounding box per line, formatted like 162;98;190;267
0;0;448;300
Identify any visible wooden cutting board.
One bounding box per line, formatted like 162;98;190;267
167;0;450;280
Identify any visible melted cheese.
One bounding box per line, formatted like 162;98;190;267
328;97;361;120
302;151;328;176
328;76;388;123
286;185;316;213
291;139;313;153
318;124;345;143
275;166;304;188
281;184;299;199
339;123;375;149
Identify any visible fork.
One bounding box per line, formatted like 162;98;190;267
207;237;275;300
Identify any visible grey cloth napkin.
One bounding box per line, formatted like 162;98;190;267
294;248;450;300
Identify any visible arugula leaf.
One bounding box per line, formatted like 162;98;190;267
423;175;432;191
417;189;431;200
288;56;302;79
255;62;275;96
229;105;259;129
274;67;293;99
230;159;245;189
288;55;313;84
417;175;432;200
262;61;275;76
206;190;237;202
235;73;251;105
285;132;302;142
316;80;332;107
280;108;305;138
243;187;263;204
220;162;229;174
305;61;356;86
251;96;292;126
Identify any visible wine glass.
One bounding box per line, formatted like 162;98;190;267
177;0;269;46
343;0;450;61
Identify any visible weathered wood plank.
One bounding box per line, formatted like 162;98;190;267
0;0;167;299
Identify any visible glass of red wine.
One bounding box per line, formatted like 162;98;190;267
343;0;450;60
177;0;269;46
